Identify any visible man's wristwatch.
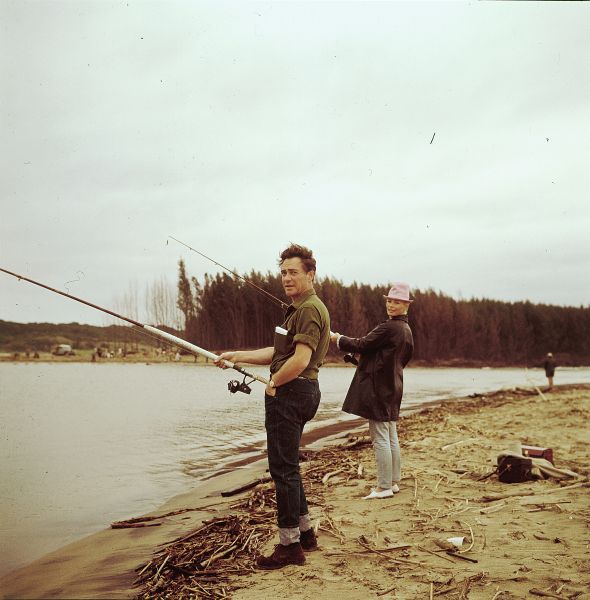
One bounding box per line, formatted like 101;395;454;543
268;379;276;389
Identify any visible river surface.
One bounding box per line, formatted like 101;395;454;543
2;362;590;576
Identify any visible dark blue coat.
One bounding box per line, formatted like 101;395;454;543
339;315;413;421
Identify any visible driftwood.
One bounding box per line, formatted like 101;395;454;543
440;437;477;451
480;480;588;503
417;545;456;564
111;521;161;529
433;573;488;597
529;589;569;599
446;551;478;563
220;476;272;497
111;507;206;529
322;469;344;485
356;536;424;567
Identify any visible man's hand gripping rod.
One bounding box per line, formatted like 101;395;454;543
143;325;269;393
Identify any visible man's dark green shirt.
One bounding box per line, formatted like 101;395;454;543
270;288;330;380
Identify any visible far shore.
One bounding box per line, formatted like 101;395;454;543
1;350;586;369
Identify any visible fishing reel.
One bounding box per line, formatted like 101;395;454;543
228;375;253;395
343;353;359;366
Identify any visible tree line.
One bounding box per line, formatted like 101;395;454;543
177;259;590;366
2;261;588;366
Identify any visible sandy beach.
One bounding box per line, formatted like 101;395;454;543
2;383;589;600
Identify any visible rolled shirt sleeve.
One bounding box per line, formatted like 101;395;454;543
292;306;321;351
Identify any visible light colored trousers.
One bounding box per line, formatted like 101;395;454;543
368;420;401;489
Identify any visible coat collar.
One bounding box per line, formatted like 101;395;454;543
389;314;409;323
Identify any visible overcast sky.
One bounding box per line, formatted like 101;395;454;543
1;1;588;326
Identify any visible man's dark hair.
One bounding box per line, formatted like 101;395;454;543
279;243;316;273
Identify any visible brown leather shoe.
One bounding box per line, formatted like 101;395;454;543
255;542;305;570
300;528;318;552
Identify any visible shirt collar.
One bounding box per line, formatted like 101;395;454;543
289;288;316;310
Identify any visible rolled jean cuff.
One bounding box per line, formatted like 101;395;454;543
279;526;300;546
299;513;311;532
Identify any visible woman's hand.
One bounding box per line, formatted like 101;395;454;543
330;331;341;343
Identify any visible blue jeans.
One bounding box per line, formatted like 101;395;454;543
265;378;321;529
368;420;401;489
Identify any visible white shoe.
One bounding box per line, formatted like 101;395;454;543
362;488;394;500
391;484;400;493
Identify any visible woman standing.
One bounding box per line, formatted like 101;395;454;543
331;283;414;499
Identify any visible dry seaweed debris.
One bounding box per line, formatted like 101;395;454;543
133;386;589;599
134;434;369;599
135;513;273;599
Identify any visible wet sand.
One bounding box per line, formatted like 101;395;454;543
2;384;589;599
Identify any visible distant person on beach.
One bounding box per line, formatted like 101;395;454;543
331;283;414;500
544;352;556;388
215;243;330;570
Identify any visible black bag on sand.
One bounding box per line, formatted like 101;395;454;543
497;454;534;483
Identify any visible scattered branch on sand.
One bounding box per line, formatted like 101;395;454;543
479;501;507;514
433;539;457;552
377;584;398;597
417;545;456;564
220;476;272;497
111;507;211;529
446;551;478;563
480;490;536;503
356;535;424;567
319;511;346;544
481;480;589;504
440;437;477;451
111;521;161;529
322;469;344;485
529;589;569;599
433;572;488;597
341;435;372;450
457;520;475;553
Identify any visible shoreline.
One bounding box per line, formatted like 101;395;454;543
2;383;589;599
3;353;589;369
0;409;370;599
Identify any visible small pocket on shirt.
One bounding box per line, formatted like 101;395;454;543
274;325;294;355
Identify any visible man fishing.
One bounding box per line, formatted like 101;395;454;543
216;243;330;570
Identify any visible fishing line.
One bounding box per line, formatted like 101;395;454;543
169;236;337;338
168;236;288;310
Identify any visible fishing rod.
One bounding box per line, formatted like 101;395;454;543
169;236;288;310
0;267;268;394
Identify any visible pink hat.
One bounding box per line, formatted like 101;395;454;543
383;282;413;303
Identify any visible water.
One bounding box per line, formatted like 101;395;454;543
1;362;590;576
